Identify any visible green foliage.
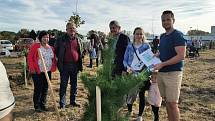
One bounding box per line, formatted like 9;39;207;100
17;29;30;38
187;29;210;36
29;30;37;40
81;37;149;121
47;29;64;38
87;30;106;39
68;12;85;28
0;31;17;44
18;48;29;57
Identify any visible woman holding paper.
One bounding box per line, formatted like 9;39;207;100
27;31;56;112
123;27;159;121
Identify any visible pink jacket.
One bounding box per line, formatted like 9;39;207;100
27;42;57;74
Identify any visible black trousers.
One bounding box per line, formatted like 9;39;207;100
89;58;99;67
32;72;51;109
138;87;159;121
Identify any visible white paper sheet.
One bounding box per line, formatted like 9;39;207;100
139;49;161;71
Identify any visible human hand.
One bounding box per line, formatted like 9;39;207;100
122;71;127;76
153;63;163;71
127;67;133;74
30;70;36;74
154;52;160;58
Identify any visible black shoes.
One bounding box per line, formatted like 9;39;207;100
35;106;48;112
71;102;80;107
41;106;48;111
127;104;133;112
87;65;93;68
35;107;43;112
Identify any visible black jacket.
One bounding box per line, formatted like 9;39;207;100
113;33;130;74
55;34;83;72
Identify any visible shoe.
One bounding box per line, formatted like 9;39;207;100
59;106;66;111
87;65;92;68
35;107;43;112
41;106;48;111
71;102;80;107
127;104;133;112
125;111;132;118
136;116;142;121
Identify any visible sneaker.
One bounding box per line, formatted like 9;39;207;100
71;102;80;107
136;116;142;121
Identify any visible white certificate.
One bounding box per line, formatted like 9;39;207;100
139;49;161;71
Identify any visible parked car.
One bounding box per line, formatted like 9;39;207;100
0;40;14;51
0;47;11;56
15;38;34;51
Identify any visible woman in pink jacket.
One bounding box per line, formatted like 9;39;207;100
27;31;56;112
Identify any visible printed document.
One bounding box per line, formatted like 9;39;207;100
139;49;161;71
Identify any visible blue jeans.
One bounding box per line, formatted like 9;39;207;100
59;63;78;107
32;72;51;109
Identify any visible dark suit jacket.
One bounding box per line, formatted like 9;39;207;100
113;33;130;76
55;33;83;72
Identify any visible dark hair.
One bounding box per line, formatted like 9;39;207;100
109;20;120;27
162;10;174;18
38;31;48;42
50;32;55;36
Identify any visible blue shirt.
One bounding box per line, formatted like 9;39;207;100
159;29;186;72
123;42;151;69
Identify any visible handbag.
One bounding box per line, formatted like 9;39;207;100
90;48;97;59
131;44;145;71
147;83;162;107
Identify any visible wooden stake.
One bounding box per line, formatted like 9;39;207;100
38;49;61;121
23;56;27;87
96;86;101;121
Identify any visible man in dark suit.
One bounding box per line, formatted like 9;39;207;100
109;20;130;77
55;22;83;109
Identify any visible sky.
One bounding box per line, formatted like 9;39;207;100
0;0;215;35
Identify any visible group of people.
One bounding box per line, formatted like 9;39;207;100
86;33;104;68
27;22;83;112
0;10;186;121
108;10;186;121
187;39;202;57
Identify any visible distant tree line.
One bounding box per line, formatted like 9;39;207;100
0;29;65;44
187;29;210;36
0;13;86;44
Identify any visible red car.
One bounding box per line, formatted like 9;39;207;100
15;38;34;51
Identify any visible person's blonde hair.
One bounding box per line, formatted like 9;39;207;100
133;27;147;43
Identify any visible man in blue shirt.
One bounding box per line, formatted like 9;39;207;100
154;10;186;121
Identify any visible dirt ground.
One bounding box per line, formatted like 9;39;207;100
1;49;215;121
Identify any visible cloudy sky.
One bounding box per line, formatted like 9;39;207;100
0;0;215;35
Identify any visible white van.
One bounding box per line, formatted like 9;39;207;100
0;40;13;51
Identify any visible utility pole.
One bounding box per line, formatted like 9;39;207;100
75;0;78;15
151;17;154;39
190;27;193;41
